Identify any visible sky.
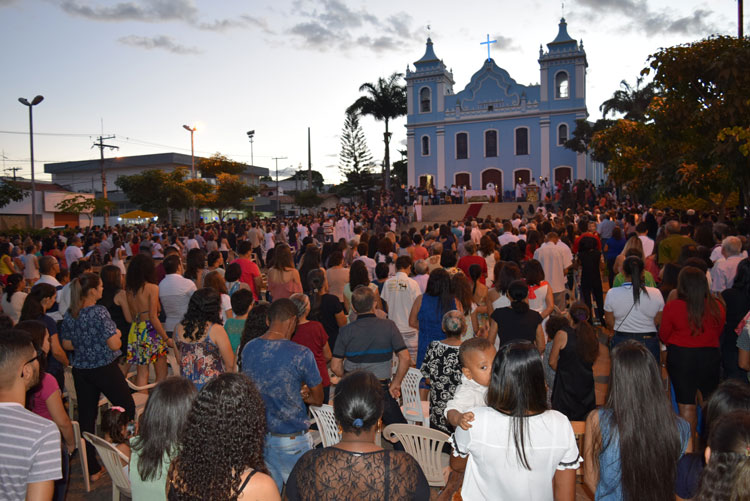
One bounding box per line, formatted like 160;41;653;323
0;0;745;189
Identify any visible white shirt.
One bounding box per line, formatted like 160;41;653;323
64;245;83;267
414;274;429;294
453;407;580;501
534;242;572;293
159;274;198;332
37;275;64;321
353;255;377;282
1;291;27;324
185;239;199;251
470;227;482;245
380;271;421;334
498;232;519;246
603;285;664;333
443;376;487;417
638;235;655;257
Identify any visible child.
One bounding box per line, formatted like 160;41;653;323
373;262;390;297
421;310;465;434
101;406;132;472
22;245;39;287
225;289;254;355
444;337;497;430
225;262;250;296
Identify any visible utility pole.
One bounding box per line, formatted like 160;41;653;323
740;0;744;38
4;167;21;181
272;156;287;216
307;127;312;190
93;135;118;227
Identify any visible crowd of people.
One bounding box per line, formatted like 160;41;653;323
1;197;750;501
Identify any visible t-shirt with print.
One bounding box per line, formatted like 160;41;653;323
241;338;322;434
60;305;120;369
292;321;330;387
0;403;62;501
420;341;461;434
333;314;406;380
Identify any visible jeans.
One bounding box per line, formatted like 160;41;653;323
611;332;660;364
264;432;313;492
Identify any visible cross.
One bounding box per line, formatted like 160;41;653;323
480;34;496;62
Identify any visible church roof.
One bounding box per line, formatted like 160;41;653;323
450;58;539;112
547;17;578;52
414;38;440;66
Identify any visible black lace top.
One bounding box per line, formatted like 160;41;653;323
285;447;431;501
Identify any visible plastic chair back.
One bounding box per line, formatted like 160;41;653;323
401;368;428;427
383;423;450;487
310;404;340;447
83;432;131;499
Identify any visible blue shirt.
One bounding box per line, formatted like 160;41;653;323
241;338;321;434
60;305;120;369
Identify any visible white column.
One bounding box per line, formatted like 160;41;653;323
436;127;446;189
407;131;416;187
576;62;585;99
576;151;586;180
540;116;550;182
406;82;413;116
540;68;549;102
436;83;444;112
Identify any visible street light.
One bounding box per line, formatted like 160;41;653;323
246;130;255;167
18;95;43;228
182;124;197;223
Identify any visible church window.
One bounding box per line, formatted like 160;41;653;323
515;128;529;156
485;130;498;157
421;136;430;156
558;124;568;145
555;71;569;99
456;133;468;159
420;87;431;113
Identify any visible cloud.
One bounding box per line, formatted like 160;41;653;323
574;0;718;36
288;0;421;53
0;0;19;5
493;35;521;52
240;15;275;35
118;34;200;54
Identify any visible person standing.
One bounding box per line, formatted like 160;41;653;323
710;236;744;293
240;299;323;492
534;232;572;312
0;330;62;500
248;222;265;267
232;241;263;301
381;256;421;362
158;255;197;337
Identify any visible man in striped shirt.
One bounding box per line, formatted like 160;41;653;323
0;329;62;501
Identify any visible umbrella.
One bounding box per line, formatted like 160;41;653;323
119;210;156;219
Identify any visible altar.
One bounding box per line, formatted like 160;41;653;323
465;189;495;202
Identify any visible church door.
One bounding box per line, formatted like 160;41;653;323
419;175;433;188
554;167;572;185
455;173;470;188
514;169;531;186
481;169;502;190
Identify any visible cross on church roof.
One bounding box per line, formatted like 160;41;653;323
480;34;497;62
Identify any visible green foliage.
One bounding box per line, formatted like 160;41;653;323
55;195;115;228
197;174;257;223
599;77;657;122
286;170;325;190
115;168;192;219
338;110;375;194
0;180;26;209
564;118;614;163
293;189;324;208
347;72;407;190
197;153;246;177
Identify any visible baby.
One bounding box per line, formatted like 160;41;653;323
444;337;497;430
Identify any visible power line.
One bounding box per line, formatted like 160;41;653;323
0;130;100;137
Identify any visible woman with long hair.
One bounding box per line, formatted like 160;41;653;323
285;371;429;500
130;377;197;500
522;259;555;321
97;265;132;367
660;266;725;450
290;293;332;404
60;272;135;480
342;260;381;322
126;254;170;387
203;270;233;322
452;272;478;340
183;248;207;289
584;340;690;500
577;234;606;325
453;341;580;499
306;269;346;352
167;373;278;501
237;303;270;370
267;244;302;300
694;411;750;501
548;302;599;420
325;250;348;303
603;226;627;288
409;268;460;367
298;244;323;295
2;273;27;324
488;280;545;353
478;234;499;287
486;261;522;312
174;288;235;389
20;283;69;388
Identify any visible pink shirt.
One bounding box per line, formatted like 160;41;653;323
29;373;59;421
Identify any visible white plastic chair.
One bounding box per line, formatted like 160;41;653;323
310;404;340;447
72;421;91;492
400;368;429;427
382;423;451;487
125;373;155;419
166;350;181;376
83;432;131;500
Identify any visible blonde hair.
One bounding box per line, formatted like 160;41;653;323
620;235;644;258
68;273;100;318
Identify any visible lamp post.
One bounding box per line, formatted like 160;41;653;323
246;130;255;166
18;95;43;228
182;125;197;224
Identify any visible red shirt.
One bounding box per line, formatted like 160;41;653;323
659;299;725;348
292;321;330;387
572;232;601;254
409;245;429;262
232;257;261;300
457;255;487;284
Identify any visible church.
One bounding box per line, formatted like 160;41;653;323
405;18;598;198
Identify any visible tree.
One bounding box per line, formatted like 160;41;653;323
294;189;324;209
199;174;257;223
0;180;26;209
564;118;614;163
599;77;657;122
347;72;407;191
55;195;115;228
286;170;325;191
197;153;246;178
116;168;192;221
338;111;375;194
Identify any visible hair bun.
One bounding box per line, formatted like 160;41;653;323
352;418;364;428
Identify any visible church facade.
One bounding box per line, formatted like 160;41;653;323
405;19;591;197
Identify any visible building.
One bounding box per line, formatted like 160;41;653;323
0;178;93;229
405;18;590;196
44;152;269;222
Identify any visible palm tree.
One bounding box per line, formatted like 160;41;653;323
347;72;407;191
599;77;657;122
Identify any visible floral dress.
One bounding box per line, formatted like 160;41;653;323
175;325;224;390
420;340;462;434
127;311;168;366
